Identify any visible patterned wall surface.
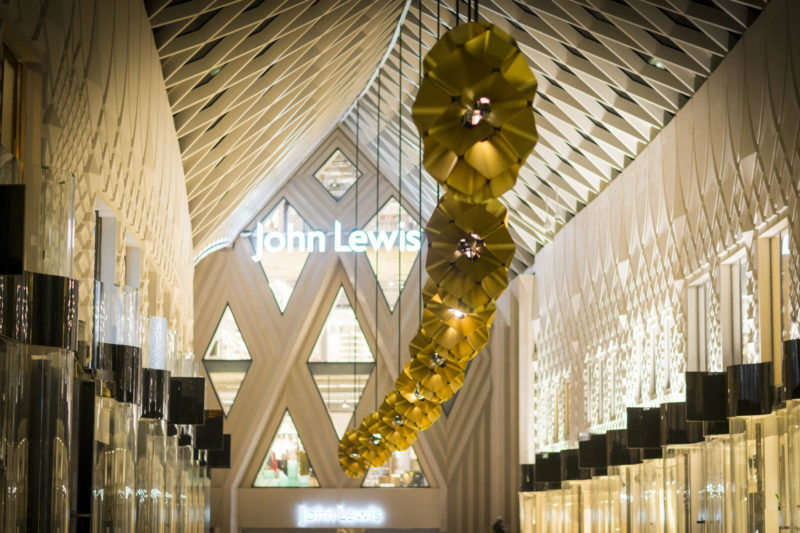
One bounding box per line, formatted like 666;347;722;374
1;0;194;341
194;127;523;532
530;0;800;451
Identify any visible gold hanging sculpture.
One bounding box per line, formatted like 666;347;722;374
338;21;538;477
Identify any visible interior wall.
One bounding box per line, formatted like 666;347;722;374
528;0;800;453
0;0;194;341
194;127;523;532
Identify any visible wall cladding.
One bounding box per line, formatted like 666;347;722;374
194;128;522;532
530;0;800;451
1;0;194;341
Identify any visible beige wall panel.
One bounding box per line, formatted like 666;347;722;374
1;0;194;340
195;127;523;531
530;0;800;451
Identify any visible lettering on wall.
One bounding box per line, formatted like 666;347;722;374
250;221;422;261
296;503;385;527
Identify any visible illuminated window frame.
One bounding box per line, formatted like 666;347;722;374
250;197;314;315
1;46;24;165
362;195;422;312
202;303;252;417
306;284;376;439
757;220;791;383
252;409;320;489
312;148;363;201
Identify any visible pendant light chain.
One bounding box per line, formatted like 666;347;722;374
436;0;440;200
398;26;403;379
375;69;381;412
455;0;459;26
418;0;424;323
353;101;360;430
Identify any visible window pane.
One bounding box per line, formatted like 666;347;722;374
362;447;429;488
308;287;372;363
313;149;361;199
308;287;374;438
202;305;251;415
253;199;311;312
363;197;421;311
254;411;319;487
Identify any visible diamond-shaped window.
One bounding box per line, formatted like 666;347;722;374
362;446;430;487
251;199;311;313
202;305;252;416
363;197;421;311
308;286;375;438
253;410;320;487
313;148;361;199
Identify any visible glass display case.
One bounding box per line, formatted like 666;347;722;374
136;366;170;533
0;166;77;532
519;492;535;533
786;399;800;530
640;456;665;533
92;285;141;533
164;431;179;532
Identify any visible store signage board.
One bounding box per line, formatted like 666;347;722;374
251;221;422;260
296;503;385;527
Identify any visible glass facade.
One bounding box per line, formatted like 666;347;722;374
253;411;319;488
308;286;374;438
363;197;421;310
362;447;429;488
313;148;361;199
203;305;252;415
253;199;311;312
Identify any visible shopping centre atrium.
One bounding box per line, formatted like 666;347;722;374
1;0;798;531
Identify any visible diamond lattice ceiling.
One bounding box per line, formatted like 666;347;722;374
339;0;768;271
146;0;406;254
149;0;768;269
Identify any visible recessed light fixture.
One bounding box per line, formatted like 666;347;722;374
647;56;666;70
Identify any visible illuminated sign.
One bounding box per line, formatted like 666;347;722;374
296;503;385;527
250;221;421;261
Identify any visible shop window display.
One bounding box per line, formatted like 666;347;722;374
362;446;429;487
252;199;312;312
202;305;252;415
254;411;319;487
313;148;361;199
308;286;375;438
363;197;421;311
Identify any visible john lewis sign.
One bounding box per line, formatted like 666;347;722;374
296;503;385;527
251;221;422;261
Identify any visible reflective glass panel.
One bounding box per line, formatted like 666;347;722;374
313;149;361;199
253;411;319;488
253;199;311;312
363;197;421;311
202;305;251;415
308;287;374;438
362;446;430;487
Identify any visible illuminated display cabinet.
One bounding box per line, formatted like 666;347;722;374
520;340;800;533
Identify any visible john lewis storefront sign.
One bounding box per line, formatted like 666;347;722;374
250;221;422;261
296;503;385;527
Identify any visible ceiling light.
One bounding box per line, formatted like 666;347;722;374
457;235;483;260
462;97;492;127
647;56;666;70
450;308;466;319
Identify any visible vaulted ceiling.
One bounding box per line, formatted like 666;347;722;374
147;0;769;266
145;0;405;252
